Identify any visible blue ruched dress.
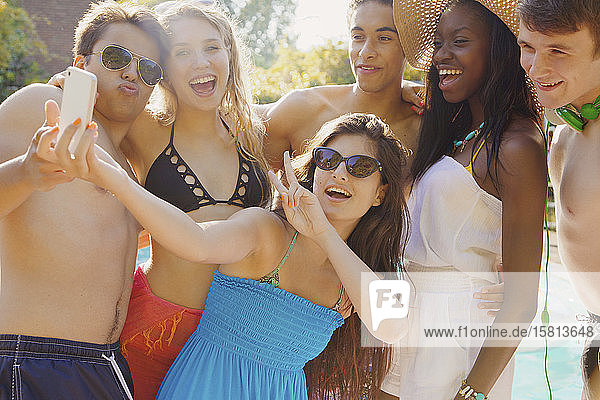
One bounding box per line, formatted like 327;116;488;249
155;271;344;399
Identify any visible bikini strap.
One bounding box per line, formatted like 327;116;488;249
465;138;487;174
331;283;345;312
258;231;298;288
169;123;175;145
472;138;486;161
219;116;235;139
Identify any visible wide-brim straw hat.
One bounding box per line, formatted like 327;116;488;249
393;0;520;71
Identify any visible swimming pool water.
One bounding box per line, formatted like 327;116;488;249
514;345;583;399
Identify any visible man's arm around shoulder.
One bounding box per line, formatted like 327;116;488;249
0;84;72;218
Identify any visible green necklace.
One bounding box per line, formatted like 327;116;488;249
555;93;600;132
453;122;484;153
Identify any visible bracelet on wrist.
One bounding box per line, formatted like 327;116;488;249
458;379;488;400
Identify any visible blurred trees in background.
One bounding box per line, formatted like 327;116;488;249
0;0;45;102
220;0;296;68
252;40;353;103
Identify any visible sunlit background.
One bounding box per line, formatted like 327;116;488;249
293;0;348;49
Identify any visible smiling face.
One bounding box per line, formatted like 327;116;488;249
432;5;491;104
165;16;230;112
348;1;405;93
80;22;160;123
313;134;387;224
518;22;600;109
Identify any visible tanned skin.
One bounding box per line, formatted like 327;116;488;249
0;23;159;344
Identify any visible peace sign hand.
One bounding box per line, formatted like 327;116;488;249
268;151;335;242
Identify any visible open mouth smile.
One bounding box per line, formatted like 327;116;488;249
189;75;216;95
325;186;352;200
438;68;463;88
535;79;563;91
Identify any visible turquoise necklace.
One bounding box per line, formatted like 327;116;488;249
453;122;484;153
555;93;600;132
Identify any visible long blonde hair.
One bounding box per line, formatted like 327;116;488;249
147;1;268;171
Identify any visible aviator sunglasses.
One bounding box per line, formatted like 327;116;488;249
90;44;163;86
312;147;382;178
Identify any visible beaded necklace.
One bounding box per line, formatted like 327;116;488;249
452;122;485;153
555;93;600;132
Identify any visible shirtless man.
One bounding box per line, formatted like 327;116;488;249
262;0;422;169
0;2;166;398
517;0;600;398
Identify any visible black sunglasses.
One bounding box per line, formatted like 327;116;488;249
312;147;382;178
90;44;163;86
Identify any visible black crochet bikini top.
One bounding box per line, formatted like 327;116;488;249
144;123;269;213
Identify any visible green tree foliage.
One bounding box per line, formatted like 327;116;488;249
0;0;45;102
252;40;353;104
220;0;296;68
404;63;424;82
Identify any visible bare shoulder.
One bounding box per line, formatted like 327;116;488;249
264;85;353;167
227;207;291;265
498;117;547;192
501;117;546;165
0;83;62;124
0;84;63;155
123;109;164;150
228;207;285;236
252;103;272;119
121;109;167;172
266;85;351;126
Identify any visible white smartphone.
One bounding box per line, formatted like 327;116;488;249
58;66;97;154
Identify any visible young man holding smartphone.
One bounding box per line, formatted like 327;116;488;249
0;1;166;398
516;0;600;398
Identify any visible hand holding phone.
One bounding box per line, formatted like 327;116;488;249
57;67;97;154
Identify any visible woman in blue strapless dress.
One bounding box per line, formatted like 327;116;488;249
53;113;411;399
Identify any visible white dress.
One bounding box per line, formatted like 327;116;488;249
381;156;514;400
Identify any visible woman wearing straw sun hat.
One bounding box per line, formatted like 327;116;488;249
379;0;546;399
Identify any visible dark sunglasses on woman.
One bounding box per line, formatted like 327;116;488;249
312;147;382;178
90;44;163;86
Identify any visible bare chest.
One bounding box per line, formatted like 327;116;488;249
550;126;600;220
290;109;343;155
388;115;421;155
3;137;139;255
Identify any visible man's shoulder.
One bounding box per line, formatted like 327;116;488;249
293;84;353;107
269;85;352;117
0;84;63;156
0;83;62;126
0;83;62;110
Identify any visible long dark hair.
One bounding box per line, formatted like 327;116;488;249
290;113;410;399
411;0;541;187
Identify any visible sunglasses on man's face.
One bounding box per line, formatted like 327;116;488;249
90;44;163;86
312;147;382;178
